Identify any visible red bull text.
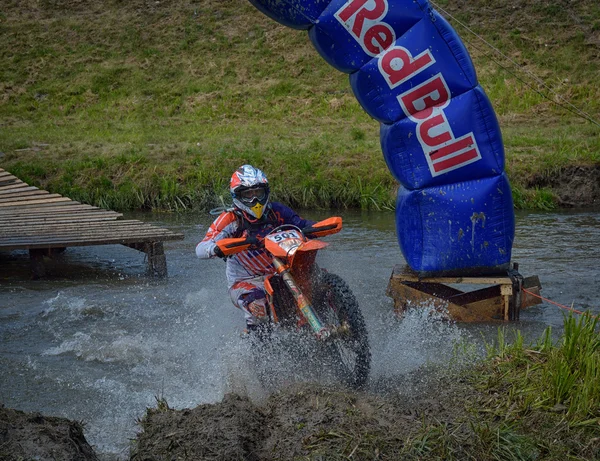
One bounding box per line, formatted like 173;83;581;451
336;0;482;177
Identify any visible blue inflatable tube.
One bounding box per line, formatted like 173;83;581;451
396;173;515;275
380;85;505;190
350;11;478;125
309;0;427;73
247;0;516;274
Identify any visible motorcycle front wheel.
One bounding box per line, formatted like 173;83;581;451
312;271;371;389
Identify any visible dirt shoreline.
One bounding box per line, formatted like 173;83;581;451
4;341;599;460
526;164;600;208
0;405;99;461
1;373;473;461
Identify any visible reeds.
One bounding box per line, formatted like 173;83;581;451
483;313;599;424
398;314;600;460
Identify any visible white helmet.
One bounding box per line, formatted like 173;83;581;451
230;165;270;220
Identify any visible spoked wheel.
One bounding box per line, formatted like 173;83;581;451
312;271;370;388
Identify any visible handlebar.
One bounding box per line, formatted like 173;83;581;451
302;223;338;236
214;217;343;257
215;236;260;257
301;217;342;238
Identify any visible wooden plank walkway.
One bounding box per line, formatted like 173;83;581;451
0;168;184;278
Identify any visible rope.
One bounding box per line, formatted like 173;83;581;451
522;288;599;319
430;1;600;128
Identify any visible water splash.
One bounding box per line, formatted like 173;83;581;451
43;331;152;364
368;303;481;393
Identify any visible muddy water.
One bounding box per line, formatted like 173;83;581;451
0;209;598;459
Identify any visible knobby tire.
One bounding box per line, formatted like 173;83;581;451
312;271;371;389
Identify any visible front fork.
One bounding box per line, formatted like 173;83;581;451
272;257;331;340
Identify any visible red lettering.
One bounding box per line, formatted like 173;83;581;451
336;2;483;177
430;136;475;161
337;0;369;22
426;135;480;174
351;0;386;37
380;47;434;87
433;148;479;173
335;0;393;57
400;74;450;120
419;114;452;147
364;23;394;55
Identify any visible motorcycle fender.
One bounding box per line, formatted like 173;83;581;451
287;240;326;271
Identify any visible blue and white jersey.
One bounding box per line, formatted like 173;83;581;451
196;203;314;288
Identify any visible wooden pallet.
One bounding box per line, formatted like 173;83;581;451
0;168;184;278
386;264;542;322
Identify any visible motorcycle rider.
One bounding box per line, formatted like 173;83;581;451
196;164;315;331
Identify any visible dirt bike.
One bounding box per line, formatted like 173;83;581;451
215;217;370;389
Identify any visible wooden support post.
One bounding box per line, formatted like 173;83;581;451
29;249;46;280
500;284;513;321
521;276;542;309
145;242;167;277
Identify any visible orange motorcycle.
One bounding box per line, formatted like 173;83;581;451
216;217;370;388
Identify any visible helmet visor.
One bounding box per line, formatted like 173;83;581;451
239;187;267;203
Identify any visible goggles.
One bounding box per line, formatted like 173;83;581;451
239;187;267;202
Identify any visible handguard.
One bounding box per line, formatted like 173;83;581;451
302;217;342;238
215;236;259;257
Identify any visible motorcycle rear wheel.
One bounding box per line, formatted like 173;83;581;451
312;271;370;388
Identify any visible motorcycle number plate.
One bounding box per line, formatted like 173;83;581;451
267;230;303;255
267;230;302;243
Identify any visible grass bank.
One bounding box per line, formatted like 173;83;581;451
411;313;600;460
1;0;599;211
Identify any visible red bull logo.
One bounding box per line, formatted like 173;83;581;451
397;72;481;175
335;0;396;56
336;0;482;177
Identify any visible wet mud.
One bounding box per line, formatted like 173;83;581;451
1;373;472;461
528;164;600;208
131;377;471;461
0;405;98;461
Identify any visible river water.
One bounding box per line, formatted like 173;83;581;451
1;209;598;459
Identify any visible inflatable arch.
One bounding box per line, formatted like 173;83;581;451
248;0;515;275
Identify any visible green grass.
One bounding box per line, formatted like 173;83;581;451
483;314;600;422
1;0;599;211
394;314;600;460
